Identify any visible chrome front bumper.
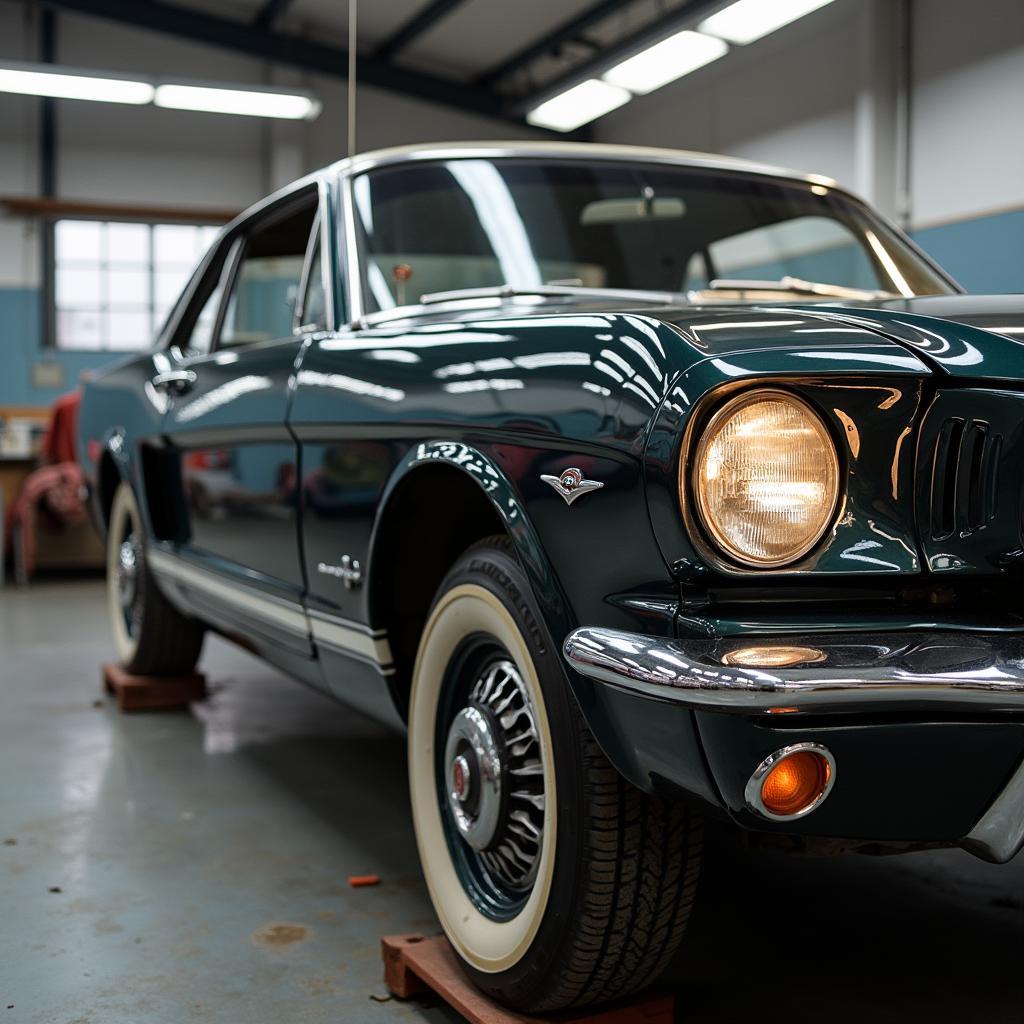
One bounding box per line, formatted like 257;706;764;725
563;628;1024;715
563;627;1024;862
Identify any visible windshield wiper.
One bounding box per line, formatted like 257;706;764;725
696;276;894;301
418;284;682;306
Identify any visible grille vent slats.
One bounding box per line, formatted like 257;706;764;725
928;417;999;540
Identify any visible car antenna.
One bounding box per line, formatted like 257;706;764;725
347;0;357;160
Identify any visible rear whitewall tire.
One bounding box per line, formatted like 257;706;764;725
409;581;558;973
105;481;204;676
106;482;144;665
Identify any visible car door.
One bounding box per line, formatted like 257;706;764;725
153;181;324;668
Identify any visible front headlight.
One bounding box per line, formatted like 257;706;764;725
689;389;840;568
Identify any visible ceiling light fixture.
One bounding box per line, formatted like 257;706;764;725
0;60;321;120
526;79;631;132
699;0;838;45
154;83;320;121
0;61;153;105
603;29;728;94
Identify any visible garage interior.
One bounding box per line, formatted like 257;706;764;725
2;0;1024;1021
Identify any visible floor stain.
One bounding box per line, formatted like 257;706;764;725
250;922;312;950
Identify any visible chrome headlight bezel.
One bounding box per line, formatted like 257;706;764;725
686;387;842;569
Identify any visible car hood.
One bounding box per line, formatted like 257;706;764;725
795;294;1024;382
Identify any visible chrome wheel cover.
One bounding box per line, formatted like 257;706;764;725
442;658;546;899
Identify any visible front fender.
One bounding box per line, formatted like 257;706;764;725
366;439;711;798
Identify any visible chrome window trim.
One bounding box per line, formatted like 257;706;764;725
332;141;844;190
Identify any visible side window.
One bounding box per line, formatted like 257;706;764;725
172;236;237;357
184;273;227;356
297;226;327;331
219;193;317;349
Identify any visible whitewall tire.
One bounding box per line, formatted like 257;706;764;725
105;481;203;676
407;537;703;1013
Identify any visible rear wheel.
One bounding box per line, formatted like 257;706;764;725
408;538;702;1012
106;481;203;676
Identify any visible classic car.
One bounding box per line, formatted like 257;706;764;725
80;141;1024;1012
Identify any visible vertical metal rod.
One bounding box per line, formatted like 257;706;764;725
347;0;357;159
40;8;57;349
894;0;913;229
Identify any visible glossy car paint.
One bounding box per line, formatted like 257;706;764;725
78;149;1024;851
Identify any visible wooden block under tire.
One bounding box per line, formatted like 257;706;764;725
380;933;674;1023
101;662;207;712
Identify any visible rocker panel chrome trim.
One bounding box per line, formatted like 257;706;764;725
308;611;394;669
148;548;309;634
147;548;393;671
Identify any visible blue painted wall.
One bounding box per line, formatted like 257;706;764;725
0;287;125;407
911;209;1024;294
1;208;1022;408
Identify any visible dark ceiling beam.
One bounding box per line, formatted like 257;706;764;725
516;0;729;110
39;0;539;128
475;0;638;89
375;0;467;60
253;0;294;31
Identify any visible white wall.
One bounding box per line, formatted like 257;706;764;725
594;0;862;191
910;0;1024;224
593;0;1024;230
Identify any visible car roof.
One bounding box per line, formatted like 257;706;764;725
327;140;840;190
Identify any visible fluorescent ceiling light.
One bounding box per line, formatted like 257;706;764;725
0;63;153;104
0;60;320;120
699;0;837;45
604;29;728;95
527;79;631;132
154;83;320;120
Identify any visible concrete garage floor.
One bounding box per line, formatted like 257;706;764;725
2;579;1023;1023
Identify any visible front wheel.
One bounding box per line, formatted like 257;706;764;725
106;481;204;676
408;538;702;1013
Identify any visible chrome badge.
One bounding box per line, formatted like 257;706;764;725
317;555;362;589
541;467;604;506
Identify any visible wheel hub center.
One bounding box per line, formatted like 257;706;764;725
451;754;472;803
444;706;502;851
117;536;140;610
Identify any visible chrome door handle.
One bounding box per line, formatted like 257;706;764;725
151;370;197;395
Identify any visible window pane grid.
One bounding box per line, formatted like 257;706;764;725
54;218;218;351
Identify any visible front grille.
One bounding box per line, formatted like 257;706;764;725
928;417;1001;540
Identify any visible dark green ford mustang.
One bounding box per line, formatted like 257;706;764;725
79;142;1024;1012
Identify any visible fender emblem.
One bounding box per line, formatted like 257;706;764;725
540;467;604;506
317;555;362;589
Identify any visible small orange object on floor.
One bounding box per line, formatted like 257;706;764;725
348;874;381;887
381;934;673;1024
102;662;207;712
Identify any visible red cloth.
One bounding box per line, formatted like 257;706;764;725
41;388;81;466
4;463;89;577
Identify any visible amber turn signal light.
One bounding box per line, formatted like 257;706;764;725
745;743;836;820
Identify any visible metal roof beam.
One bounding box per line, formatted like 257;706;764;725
476;0;638;89
375;0;467;60
39;0;536;128
253;0;294;31
516;0;729;111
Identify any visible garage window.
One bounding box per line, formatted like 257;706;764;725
53;219;220;351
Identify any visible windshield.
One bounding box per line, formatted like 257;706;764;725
353;159;952;311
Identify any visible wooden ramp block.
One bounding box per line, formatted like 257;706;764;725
102;662;207;712
381;934;673;1024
